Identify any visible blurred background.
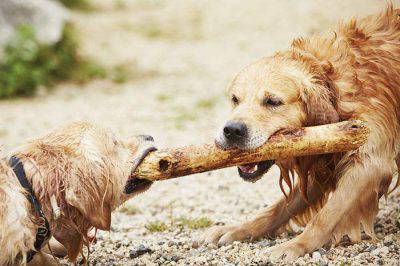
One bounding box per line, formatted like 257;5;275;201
1;1;398;265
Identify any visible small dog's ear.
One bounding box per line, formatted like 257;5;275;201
65;187;112;231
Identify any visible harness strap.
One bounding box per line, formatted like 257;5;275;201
9;156;51;263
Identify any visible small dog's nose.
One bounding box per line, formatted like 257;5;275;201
223;121;248;141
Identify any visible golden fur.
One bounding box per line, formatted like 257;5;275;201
202;5;400;260
0;122;155;265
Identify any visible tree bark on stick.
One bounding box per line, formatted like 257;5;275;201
132;120;369;181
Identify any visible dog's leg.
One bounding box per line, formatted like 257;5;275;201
199;176;327;246
28;252;60;266
268;156;393;261
42;237;68;258
53;230;84;263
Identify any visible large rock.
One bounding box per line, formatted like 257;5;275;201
0;0;69;47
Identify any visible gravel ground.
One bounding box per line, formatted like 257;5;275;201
0;0;399;265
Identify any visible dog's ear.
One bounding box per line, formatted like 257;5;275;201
301;61;339;126
301;88;339;126
65;185;112;231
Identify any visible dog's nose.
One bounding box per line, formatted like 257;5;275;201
223;121;248;141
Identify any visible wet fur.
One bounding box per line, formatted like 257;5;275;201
0;122;153;265
202;5;400;260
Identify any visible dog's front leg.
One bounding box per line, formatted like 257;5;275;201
28;252;60;266
199;179;326;246
198;196;293;246
268;155;393;261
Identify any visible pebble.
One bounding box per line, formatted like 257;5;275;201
312;251;322;262
317;248;327;255
364;244;377;252
371;246;389;256
70;182;400;266
259;240;274;247
129;245;152;259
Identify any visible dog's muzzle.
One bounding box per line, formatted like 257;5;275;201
237;160;275;182
124;135;156;194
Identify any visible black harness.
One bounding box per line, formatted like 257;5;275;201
9;156;51;263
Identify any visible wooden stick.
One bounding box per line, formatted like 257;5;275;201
132;120;369;181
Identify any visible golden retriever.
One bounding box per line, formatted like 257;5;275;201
200;5;400;261
0;122;156;265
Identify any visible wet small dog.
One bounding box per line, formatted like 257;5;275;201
0;122;156;265
201;6;400;261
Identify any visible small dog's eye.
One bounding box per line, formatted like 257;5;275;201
231;95;239;105
263;97;283;107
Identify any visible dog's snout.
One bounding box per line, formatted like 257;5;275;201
223;121;248;141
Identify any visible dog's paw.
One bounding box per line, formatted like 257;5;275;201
198;225;252;246
267;240;306;262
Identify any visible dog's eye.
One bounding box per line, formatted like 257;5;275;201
263;97;283;107
231;95;239;105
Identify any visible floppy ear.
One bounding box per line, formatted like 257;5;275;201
301;61;339;126
301;88;339;126
65;183;112;231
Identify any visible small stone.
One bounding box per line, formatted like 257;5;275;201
364;245;377;252
374;222;384;233
317;248;327;255
115;250;125;259
371;246;389;256
259;240;274;247
312;251;322;261
192;242;200;249
219;245;231;252
129;244;152;259
384;235;394;246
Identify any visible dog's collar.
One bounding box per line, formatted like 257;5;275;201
9;156;51;263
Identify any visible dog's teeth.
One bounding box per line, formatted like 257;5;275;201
239;165;257;174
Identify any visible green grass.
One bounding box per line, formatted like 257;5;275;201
145;201;213;233
135;10;203;41
141;24;165;39
110;64;130;84
172;106;198;130
58;0;92;10
156;93;171;102
196;97;218;109
145;221;169;232
118;204;141;215
175;217;213;230
0;24;106;99
145;216;213;233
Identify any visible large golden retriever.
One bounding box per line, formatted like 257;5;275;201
200;5;400;261
0;122;155;265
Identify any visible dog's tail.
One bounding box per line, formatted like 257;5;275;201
0;159;36;265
